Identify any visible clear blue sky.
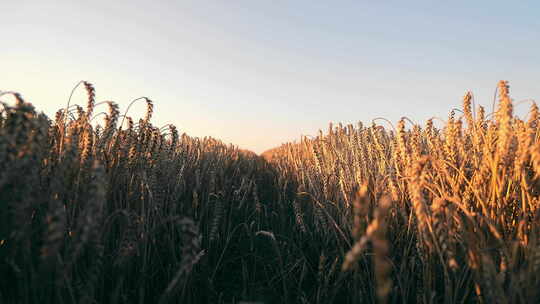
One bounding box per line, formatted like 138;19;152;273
2;1;539;153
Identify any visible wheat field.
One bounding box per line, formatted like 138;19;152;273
1;80;539;303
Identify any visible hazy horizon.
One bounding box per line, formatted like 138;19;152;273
3;1;540;153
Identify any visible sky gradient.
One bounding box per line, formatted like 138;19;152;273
2;1;540;153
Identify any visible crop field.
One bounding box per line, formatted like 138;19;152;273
1;80;539;303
